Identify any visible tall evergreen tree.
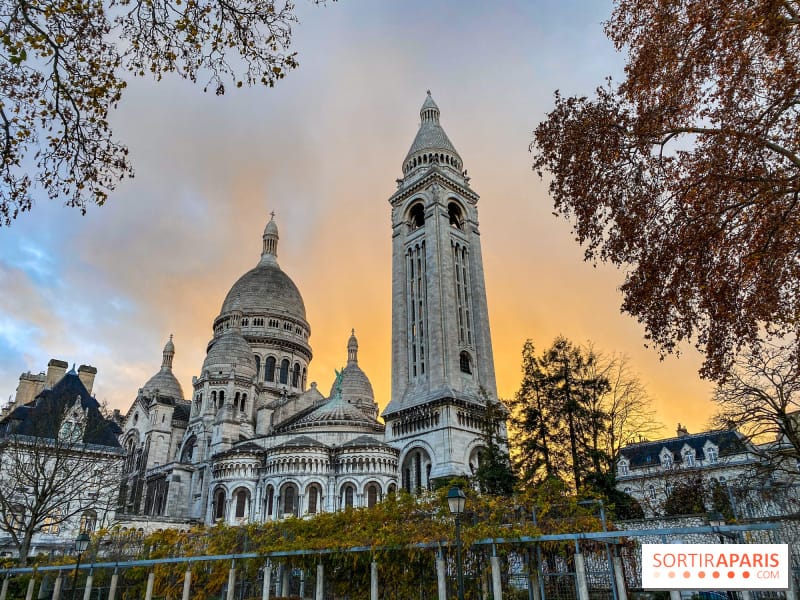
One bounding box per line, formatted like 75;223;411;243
473;390;515;496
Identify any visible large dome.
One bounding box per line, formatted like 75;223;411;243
220;261;306;320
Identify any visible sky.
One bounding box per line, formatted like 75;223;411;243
0;0;716;433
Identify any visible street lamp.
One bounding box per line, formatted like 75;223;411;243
447;486;467;600
70;532;90;600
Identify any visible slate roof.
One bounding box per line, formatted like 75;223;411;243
619;430;749;468
0;370;122;449
340;435;393;449
274;435;329;450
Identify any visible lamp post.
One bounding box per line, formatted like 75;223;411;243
70;532;90;600
447;486;466;600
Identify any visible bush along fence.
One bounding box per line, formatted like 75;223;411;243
0;522;795;600
0;489;797;600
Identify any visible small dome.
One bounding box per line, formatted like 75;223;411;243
202;328;256;378
142;336;184;400
330;330;375;408
142;370;184;400
294;396;379;428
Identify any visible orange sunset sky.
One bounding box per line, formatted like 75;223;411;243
0;0;716;434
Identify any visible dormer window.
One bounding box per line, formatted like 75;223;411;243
618;460;630;477
660;449;673;469
681;445;696;467
706;445;719;464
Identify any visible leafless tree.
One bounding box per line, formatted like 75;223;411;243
712;340;800;478
0;397;123;565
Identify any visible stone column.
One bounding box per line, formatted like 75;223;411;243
315;563;324;600
436;555;447;600
82;571;93;600
574;553;590;600
491;555;503;600
370;561;378;600
669;591;681;600
612;555;628;600
108;569;119;600
226;564;236;600
144;571;155;600
786;569;798;600
262;561;272;600
182;568;192;600
0;576;8;600
49;573;61;600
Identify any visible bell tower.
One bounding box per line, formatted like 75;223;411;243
383;92;503;487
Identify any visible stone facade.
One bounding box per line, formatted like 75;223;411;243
115;93;507;528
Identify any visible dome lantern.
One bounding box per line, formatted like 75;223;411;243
347;329;358;365
261;211;279;263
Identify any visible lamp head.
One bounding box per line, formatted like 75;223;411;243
75;532;90;553
447;486;466;515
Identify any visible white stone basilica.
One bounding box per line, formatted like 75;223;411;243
117;92;506;528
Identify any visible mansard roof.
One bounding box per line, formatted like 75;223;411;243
618;429;749;468
0;370;121;449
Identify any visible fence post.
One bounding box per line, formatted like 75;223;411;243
108;568;118;600
82;569;93;600
262;561;271;600
144;570;155;600
574;550;590;600
612;553;628;600
281;564;290;597
370;560;378;600
436;549;447;600
182;567;192;600
490;551;503;600
50;572;62;600
786;568;797;600
315;562;324;600
227;561;236;600
0;575;7;600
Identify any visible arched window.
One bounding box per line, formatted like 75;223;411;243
213;489;226;521
307;484;320;515
234;489;249;519
409;203;425;229
459;351;472;374
387;483;397;496
240;394;247;412
648;485;656;499
180;437;196;463
218;391;225;407
282;484;298;517
265;356;276;382
292;363;301;388
343;484;354;508
211;391;217;408
266;486;274;519
279;359;290;385
79;509;97;533
366;484;379;508
254;355;261;378
448;202;463;229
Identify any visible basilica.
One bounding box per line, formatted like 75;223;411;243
115;92;505;528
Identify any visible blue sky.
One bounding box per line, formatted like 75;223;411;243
0;0;716;431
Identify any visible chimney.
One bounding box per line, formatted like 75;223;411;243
677;423;689;437
45;359;68;388
77;365;97;395
14;371;46;407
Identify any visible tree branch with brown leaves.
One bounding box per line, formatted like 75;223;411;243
532;0;800;382
0;0;326;225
